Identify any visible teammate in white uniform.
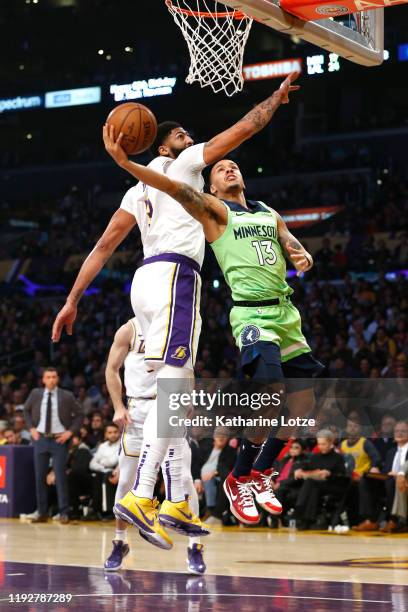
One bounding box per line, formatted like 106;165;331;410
52;72;300;543
104;318;205;574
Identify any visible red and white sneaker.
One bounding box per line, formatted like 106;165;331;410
250;468;282;515
223;472;260;525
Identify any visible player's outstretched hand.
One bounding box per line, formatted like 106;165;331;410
277;71;300;104
103;124;129;168
51;301;77;342
286;242;313;276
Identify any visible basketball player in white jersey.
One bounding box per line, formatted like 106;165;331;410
52;72;300;541
104;318;205;574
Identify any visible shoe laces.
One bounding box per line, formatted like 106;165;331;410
260;471;278;496
237;481;256;508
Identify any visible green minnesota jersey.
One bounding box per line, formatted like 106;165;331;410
210;200;293;302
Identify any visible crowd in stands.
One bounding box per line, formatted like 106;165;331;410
1;400;407;532
2;169;407;277
1;143;407;533
1;267;407;530
1;266;407;393
267;415;408;533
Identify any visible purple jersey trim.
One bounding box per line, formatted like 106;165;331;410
164;266;197;367
143;253;200;273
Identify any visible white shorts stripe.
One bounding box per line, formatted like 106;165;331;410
281;341;309;357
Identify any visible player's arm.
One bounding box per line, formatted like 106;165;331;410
203;72;300;165
51;208;136;342
105;323;133;428
103;125;227;242
276;212;313;276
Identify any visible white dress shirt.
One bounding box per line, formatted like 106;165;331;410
36;388;65;434
392;442;408;474
201;448;222;479
89;440;120;473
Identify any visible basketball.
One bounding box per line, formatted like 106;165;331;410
106;102;157;155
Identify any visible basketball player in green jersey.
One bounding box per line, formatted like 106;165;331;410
103;126;324;525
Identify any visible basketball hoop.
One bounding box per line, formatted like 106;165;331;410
165;0;253;97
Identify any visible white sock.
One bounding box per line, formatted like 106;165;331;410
132;364;194;500
189;537;201;547
132;437;167;498
183;440;201;546
162;443;188;502
181;439;200;517
115;452;140;503
115;528;128;542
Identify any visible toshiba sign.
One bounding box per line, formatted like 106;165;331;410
243;58;302;81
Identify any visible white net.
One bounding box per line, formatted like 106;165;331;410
166;0;253;97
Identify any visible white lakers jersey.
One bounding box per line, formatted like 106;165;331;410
120;143;206;266
123;318;156;398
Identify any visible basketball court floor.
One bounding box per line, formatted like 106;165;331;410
1;519;407;610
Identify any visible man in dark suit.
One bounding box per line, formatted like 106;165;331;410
373;413;396;463
379;420;408;532
354;420;408;532
294;430;348;529
24;367;83;524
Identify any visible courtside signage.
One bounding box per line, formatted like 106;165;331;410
282;206;344;229
243;58;302;81
110;77;177;101
0;95;43;114
0;456;6;489
398;43;408;61
45;86;101;109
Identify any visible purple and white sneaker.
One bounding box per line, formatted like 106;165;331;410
187;544;206;575
104;540;130;572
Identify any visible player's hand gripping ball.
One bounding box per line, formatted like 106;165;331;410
106;102;158;155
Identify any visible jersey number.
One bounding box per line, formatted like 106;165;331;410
251;240;277;266
145;198;153;225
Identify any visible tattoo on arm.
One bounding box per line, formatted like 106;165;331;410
284;234;313;269
239;93;280;133
288;238;302;250
174;183;217;220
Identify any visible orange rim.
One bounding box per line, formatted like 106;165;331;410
165;0;248;19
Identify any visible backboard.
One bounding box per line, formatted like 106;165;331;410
222;0;384;65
